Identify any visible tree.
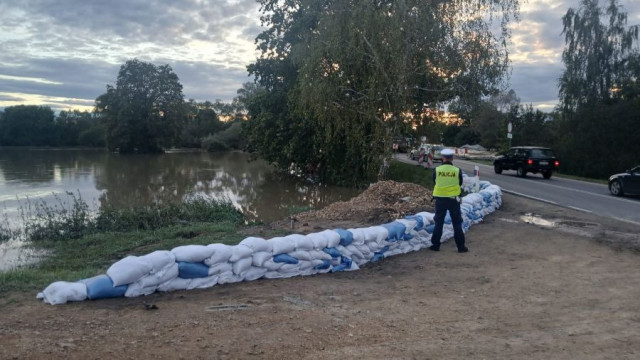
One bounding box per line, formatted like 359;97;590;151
95;59;186;153
559;0;639;112
0;105;55;146
246;0;520;185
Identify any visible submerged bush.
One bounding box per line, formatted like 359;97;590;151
8;193;244;243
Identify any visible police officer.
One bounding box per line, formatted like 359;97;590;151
429;148;468;253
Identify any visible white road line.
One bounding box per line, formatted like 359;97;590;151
501;189;558;206
457;160;640;206
567;206;593;213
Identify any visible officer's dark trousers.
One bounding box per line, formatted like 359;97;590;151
431;197;466;250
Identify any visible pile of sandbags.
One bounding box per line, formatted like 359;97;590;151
37;180;502;305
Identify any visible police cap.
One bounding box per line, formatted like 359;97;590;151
441;148;455;157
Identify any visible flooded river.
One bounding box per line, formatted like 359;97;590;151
0;148;361;270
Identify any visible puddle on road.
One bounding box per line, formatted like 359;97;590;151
516;213;603;238
520;213;557;227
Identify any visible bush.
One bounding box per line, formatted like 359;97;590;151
5;193;244;243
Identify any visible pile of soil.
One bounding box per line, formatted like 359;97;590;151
269;181;434;233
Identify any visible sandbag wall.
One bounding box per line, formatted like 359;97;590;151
37;177;501;305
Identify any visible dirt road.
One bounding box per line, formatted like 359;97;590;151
2;193;640;359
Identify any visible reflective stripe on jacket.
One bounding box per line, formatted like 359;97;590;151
433;164;461;197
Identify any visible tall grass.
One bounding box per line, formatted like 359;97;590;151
0;192;245;243
0;193;246;293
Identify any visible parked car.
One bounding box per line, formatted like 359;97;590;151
493;146;559;179
430;144;444;162
608;165;640;196
409;144;428;160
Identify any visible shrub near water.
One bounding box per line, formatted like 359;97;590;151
0;194;246;293
7;192;244;243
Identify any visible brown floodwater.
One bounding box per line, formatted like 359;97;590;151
0;148;362;270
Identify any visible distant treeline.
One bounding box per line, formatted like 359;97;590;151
0;101;244;151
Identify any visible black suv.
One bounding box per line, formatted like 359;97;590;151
493;146;559;179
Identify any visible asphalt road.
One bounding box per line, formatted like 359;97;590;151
394;154;640;226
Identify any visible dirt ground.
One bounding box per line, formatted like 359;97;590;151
2;191;640;360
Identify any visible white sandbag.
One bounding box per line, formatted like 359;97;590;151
297;260;314;271
107;255;153;287
317;229;341;248
364;226;389;243
262;259;284;271
306;233;329;250
264;271;289;279
345;244;364;260
140;250;176;273
288;250;313;261
239;237;272;253
136;263;179;289
228;244;253;262
241;267;267;281
37;281;87;305
188;275;219;289
158;277;192;292
125;263;179;297
289;234;314;251
354;243;372;258
347;228;366;245
232;257;253;275
278;263;302;273
336;245;353;258
124;282;157;297
269;236;295;254
217;271;242;284
417;212;435;223
310;259;326;267
209;262;233;276
171;245;213;263
367;241;383;253
308;250;332;261
252;251;272;267
204;243;233;265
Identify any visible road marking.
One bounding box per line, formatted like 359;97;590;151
501;189;558;206
567;206;593;213
457;160;640;206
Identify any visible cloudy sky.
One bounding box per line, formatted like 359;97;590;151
0;0;638;113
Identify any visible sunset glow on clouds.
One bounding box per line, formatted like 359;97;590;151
0;0;638;113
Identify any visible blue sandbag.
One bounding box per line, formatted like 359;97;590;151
178;261;210;279
381;221;406;241
334;228;353;246
341;256;352;269
273;253;299;264
403;233;414;240
425;224;436;234
405;215;425;231
314;259;331;270
323;247;342;258
84;274;128;300
331;264;348;272
371;253;385;263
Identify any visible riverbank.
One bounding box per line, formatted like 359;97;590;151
0;160;434;293
2;192;640;359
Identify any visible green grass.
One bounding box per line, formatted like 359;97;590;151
0;197;246;293
0;221;244;293
387;160;435;188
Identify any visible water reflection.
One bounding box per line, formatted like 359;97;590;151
0;148;361;224
0;148;362;270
